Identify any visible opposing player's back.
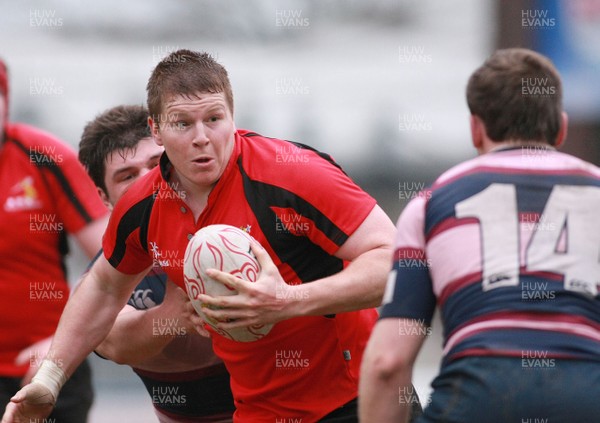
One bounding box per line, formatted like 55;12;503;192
424;148;600;363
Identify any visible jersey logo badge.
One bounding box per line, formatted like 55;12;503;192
4;176;43;212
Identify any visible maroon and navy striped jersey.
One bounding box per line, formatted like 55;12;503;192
380;146;600;365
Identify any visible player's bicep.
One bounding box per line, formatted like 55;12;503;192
334;205;396;261
86;254;151;302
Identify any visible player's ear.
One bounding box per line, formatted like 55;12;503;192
470;115;485;154
554;111;568;149
97;187;113;211
148;116;163;146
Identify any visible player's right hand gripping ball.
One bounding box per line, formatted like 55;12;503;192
183;224;274;342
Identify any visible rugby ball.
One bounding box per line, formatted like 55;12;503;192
183;224;273;342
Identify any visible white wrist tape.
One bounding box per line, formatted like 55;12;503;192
31;359;67;403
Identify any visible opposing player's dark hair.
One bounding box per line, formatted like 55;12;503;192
466;48;563;145
78;104;151;193
146;49;234;123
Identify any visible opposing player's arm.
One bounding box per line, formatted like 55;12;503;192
359;318;427;423
199;205;395;326
96;281;196;366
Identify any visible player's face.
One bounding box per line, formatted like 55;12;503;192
102;137;163;208
151;92;236;196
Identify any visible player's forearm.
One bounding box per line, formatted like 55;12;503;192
291;246;391;317
96;307;177;366
359;366;412;423
359;333;413;422
47;274;132;377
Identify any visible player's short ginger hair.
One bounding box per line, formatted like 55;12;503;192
466;48;563;145
79;105;151;193
146;50;234;123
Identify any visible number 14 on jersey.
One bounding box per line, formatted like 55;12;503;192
455;183;600;296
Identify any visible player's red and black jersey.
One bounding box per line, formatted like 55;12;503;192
0;123;108;377
103;129;378;422
380;147;600;366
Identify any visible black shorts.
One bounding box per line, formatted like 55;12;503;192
319;389;423;422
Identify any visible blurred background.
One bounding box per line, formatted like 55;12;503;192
1;0;599;421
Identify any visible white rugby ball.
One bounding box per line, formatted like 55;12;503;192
183;224;273;342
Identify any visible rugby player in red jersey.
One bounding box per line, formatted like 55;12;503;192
0;58;109;423
3;50;422;423
78;104;234;422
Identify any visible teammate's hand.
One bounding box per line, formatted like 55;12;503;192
196;242;298;328
15;337;53;386
1;383;54;423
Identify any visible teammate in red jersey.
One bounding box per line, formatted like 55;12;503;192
78;104;234;422
359;48;600;423
2;50;414;423
0;58;109;422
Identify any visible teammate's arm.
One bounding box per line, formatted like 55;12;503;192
198;204;395;326
359;318;426;423
72;214;110;259
1;256;150;423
